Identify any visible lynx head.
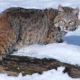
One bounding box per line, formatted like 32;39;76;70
54;5;79;32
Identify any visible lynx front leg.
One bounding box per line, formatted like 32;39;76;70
0;14;17;61
0;27;17;61
0;35;16;61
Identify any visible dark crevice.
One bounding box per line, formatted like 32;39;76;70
16;20;22;43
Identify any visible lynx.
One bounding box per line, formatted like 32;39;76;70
0;5;79;60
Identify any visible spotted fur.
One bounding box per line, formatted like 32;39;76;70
0;5;79;60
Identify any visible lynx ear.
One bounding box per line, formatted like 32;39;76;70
58;4;64;12
72;7;79;16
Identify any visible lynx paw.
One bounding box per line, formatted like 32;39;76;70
58;39;67;43
62;41;67;43
14;41;24;50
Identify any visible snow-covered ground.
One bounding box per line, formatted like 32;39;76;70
0;0;80;80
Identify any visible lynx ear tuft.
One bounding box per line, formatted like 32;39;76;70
58;4;64;12
72;7;79;16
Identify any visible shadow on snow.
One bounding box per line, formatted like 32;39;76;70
63;35;80;46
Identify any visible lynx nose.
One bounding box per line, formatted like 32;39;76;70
66;26;68;30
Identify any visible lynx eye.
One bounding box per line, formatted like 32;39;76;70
69;21;74;24
61;20;65;23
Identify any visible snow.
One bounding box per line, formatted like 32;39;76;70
13;42;80;66
0;0;80;80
